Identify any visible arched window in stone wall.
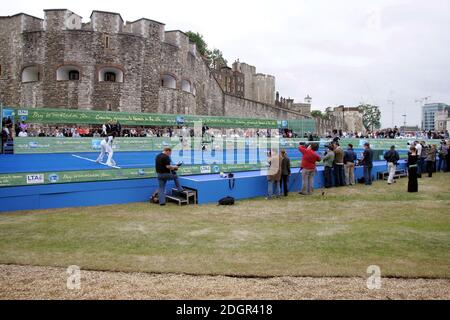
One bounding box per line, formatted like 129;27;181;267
98;67;124;83
181;80;191;93
21;66;40;83
161;74;177;89
56;66;80;81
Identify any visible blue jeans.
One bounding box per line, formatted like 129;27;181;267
158;173;183;204
418;157;426;175
364;165;373;185
267;180;280;199
437;156;447;172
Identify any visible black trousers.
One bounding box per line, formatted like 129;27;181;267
426;161;434;177
408;167;418;192
324;166;333;188
280;174;289;196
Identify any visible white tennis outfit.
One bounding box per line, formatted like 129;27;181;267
96;139;115;167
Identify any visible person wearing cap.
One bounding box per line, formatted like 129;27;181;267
384;145;400;185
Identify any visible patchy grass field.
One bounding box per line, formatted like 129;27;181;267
0;173;449;278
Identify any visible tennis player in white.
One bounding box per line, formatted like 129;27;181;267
96;137;116;167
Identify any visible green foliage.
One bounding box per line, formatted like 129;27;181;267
186;31;228;69
186;31;208;56
310;110;324;118
208;48;228;69
358;104;381;131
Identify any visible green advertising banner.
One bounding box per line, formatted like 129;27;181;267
14;137;299;154
15;137;441;154
0;162;274;187
11;107;282;129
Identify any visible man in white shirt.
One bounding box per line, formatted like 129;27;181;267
96;137;116;167
18;130;28;137
414;141;423;176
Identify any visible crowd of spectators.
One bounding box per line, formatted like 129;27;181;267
2;115;449;142
324;127;449;140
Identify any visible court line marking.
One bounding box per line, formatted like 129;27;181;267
71;154;122;169
118;164;153;167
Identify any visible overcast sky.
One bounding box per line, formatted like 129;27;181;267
3;0;450;127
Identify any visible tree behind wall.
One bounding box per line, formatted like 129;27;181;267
358;104;381;132
186;31;228;69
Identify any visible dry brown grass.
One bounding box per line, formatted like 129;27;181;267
1;264;449;300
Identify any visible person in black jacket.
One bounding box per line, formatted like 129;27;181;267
155;147;184;206
279;149;291;197
1;128;7;154
407;146;419;192
360;142;374;185
384;145;400;185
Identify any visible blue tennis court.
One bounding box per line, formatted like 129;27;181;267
0;148;304;174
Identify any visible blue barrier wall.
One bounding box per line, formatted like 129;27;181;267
180;161;408;204
1;161;407;212
0;178;174;213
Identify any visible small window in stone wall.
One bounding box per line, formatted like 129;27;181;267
105;36;110;49
68;70;79;80
57;66;80;81
181;80;191;93
22;66;40;83
104;72;116;82
99;67;124;83
161;74;176;89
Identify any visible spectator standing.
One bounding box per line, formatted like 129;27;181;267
322;144;335;188
279;149;291;197
414;141;422;177
447;140;450;173
333;143;345;187
1;128;7;154
419;141;427;177
361;143;374;185
344;144;357;186
426;145;437;178
266;150;282;199
437;141;448;172
384;145;400;185
298;143;321;195
407;147;419;192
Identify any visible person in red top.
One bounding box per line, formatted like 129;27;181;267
298;143;321;195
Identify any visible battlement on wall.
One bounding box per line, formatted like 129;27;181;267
163;30;198;56
1;9;167;39
0;9;200;55
0;13;44;33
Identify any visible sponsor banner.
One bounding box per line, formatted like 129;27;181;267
10;107;282;129
0;168;156;187
13;137;443;155
26;174;44;184
0;163;274;187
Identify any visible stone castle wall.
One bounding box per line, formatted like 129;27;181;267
0;9;308;123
